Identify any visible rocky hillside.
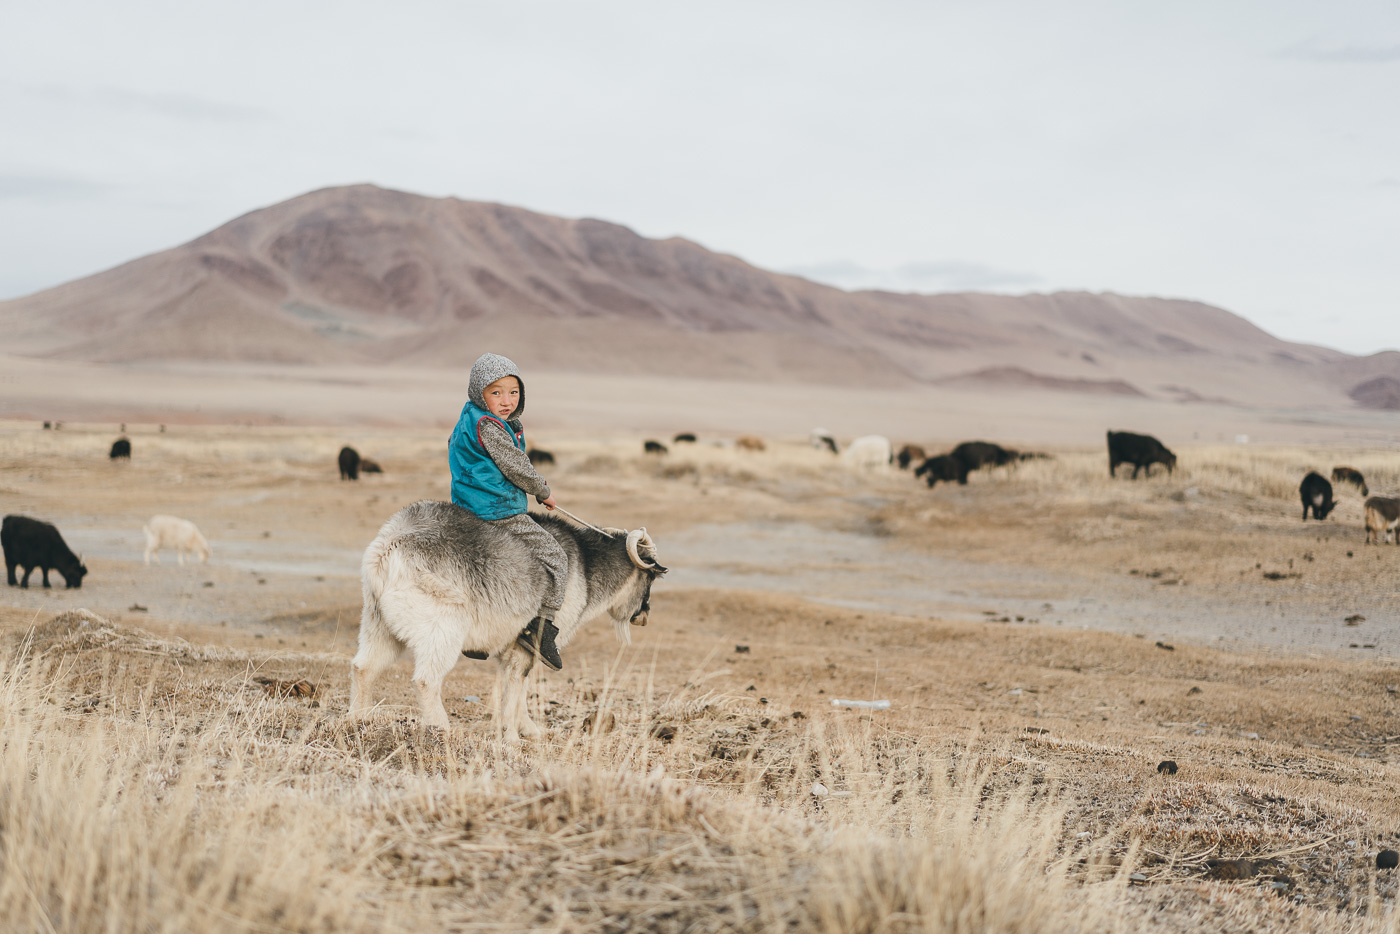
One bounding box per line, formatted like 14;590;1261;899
2;184;1394;407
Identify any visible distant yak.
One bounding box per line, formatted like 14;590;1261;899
1331;466;1368;497
1299;472;1336;521
339;446;360;481
1107;431;1176;479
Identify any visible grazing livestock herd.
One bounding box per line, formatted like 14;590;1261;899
1295;468;1399;544
636;430;1390;546
910;440;1041;488
5;432;392;591
5;422;1397;619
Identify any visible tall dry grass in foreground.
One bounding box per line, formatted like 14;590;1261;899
0;613;1126;933
4;611;1400;933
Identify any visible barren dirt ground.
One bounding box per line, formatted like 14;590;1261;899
4;419;1400;931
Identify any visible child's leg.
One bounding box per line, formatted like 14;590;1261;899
501;516;569;669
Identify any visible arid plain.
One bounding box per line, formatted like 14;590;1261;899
4;413;1400;933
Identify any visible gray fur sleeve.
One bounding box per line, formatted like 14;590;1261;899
479;420;551;499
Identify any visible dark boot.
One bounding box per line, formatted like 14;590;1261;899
461;650;489;660
516;617;562;671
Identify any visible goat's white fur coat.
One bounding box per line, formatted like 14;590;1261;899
349;501;664;736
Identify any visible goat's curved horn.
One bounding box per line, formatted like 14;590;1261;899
626;528;657;570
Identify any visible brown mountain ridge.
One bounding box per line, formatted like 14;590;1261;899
2;183;1395;408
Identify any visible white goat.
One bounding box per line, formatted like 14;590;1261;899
810;428;839;454
349;502;665;737
840;434;893;471
142;515;210;565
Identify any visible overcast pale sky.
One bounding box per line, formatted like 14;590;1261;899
2;1;1398;354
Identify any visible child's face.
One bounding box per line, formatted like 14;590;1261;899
481;376;520;419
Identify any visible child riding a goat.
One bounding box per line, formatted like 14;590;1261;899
449;352;567;670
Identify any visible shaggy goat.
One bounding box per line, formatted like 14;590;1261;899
841;435;893;470
349;502;666;736
896;444;926;470
143;515;210;565
1365;496;1400;545
1332;466;1369;496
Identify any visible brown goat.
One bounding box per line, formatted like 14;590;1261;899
1365;496;1400;545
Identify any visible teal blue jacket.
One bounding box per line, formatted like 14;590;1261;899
449;401;528;520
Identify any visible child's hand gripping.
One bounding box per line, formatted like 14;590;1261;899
537;494;557;510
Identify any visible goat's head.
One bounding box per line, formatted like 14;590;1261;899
615;528;667;629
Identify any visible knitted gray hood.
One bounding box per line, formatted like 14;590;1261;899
467;352;525;426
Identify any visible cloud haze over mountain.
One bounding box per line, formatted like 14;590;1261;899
1;1;1398;354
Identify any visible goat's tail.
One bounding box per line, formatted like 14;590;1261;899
359;524;401;635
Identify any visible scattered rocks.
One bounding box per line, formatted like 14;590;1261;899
202;581;214;588
582;710;617;734
128;604;148;612
1262;571;1300;581
811;782;828;796
1187;686;1202;695
650;723;677;743
1157;760;1178;775
1155;641;1175;651
1205;859;1258;881
1378;850;1399;870
256;677;317;699
1346;615;1365;626
791;711;805;719
734;644;750;653
1023;726;1050;735
1127;873;1147;885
